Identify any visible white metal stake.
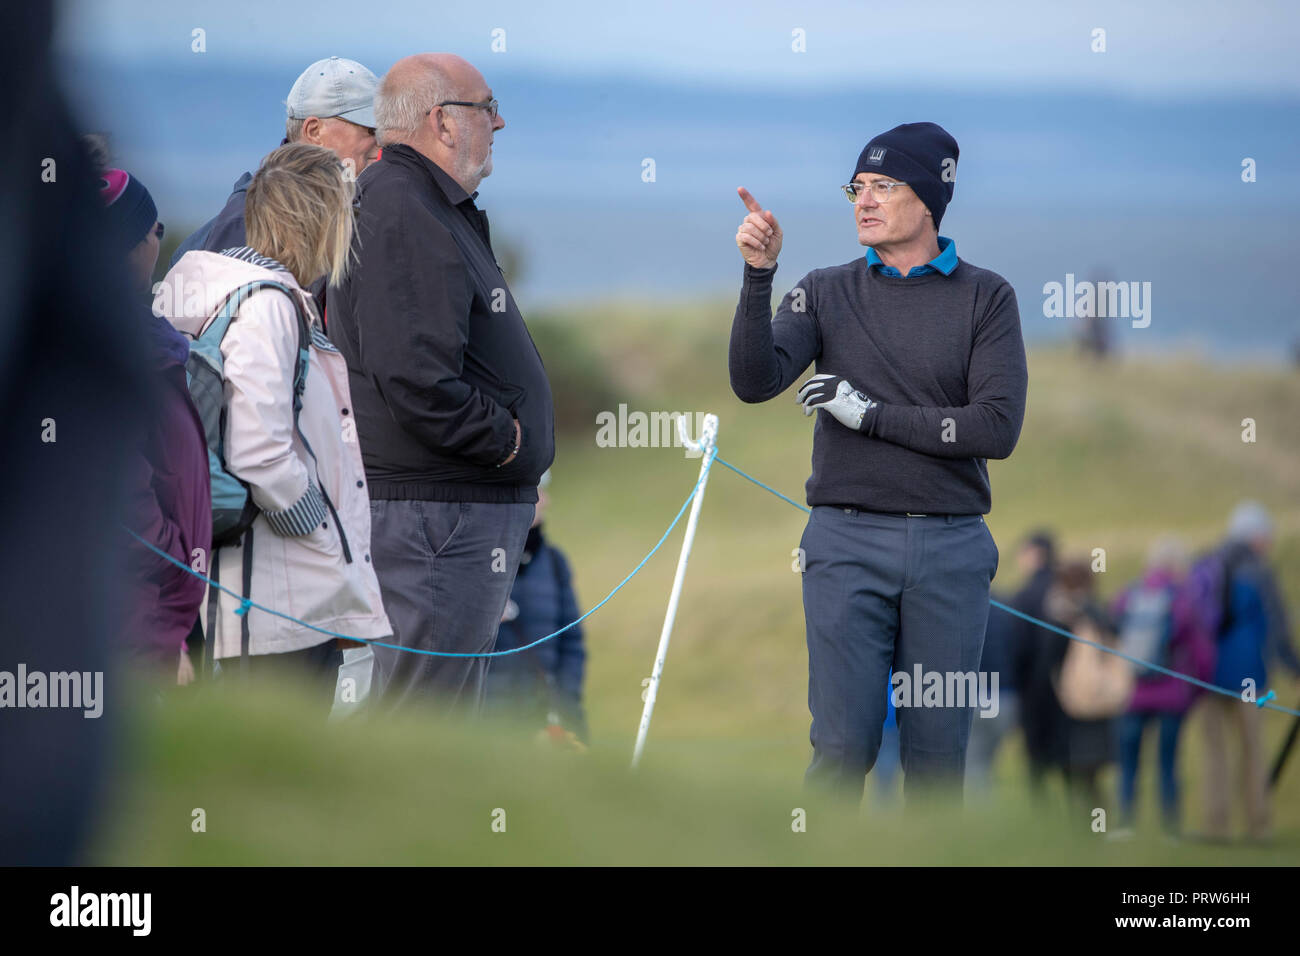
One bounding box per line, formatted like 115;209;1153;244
631;413;718;769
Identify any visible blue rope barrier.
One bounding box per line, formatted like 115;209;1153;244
124;446;716;660
123;443;1299;718
711;454;1300;719
713;455;811;514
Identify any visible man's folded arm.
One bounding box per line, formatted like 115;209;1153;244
729;264;820;403
865;283;1027;460
356;204;517;465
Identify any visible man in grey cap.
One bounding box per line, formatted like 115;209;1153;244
170;56;379;267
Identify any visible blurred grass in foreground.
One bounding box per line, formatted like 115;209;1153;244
95;679;1297;865
96;300;1300;864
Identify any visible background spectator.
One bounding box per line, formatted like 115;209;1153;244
485;471;588;744
1110;536;1214;837
158;143;391;708
1199;502;1300;841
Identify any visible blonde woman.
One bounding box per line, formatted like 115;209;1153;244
156;143;390;705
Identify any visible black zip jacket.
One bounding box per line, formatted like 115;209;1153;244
328;144;555;502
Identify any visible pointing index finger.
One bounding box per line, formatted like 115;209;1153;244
737;186;764;214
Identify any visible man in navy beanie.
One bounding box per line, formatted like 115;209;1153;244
729;122;1027;805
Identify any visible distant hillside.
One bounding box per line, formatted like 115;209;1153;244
80;55;1300;354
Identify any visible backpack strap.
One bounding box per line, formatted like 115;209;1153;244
199;279;313;409
284;287;312;417
204;546;222;678
199;280;315;662
200;529;260;676
1218;546;1245;637
240;525;255;673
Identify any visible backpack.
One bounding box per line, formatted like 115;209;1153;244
182;279;312;672
185;280;312;546
1056;617;1134;719
1117;583;1178;677
1184;546;1248;645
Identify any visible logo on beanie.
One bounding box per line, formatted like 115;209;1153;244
98;169;131;206
865;146;887;166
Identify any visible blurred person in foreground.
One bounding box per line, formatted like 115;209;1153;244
728;122;1027;805
329;53;555;715
157;143;391;708
1108;536;1214;838
1196;502;1300;842
90;137;212;685
170;56;381;292
968;531;1056;792
0;3;150;862
484;471;588;746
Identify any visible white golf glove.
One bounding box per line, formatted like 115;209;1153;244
797;374;878;432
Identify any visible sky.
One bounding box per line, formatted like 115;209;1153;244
57;0;1300;97
52;0;1300;357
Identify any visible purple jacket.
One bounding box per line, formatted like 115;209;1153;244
1111;567;1215;714
123;308;212;669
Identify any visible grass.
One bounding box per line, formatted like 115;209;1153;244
93;301;1300;865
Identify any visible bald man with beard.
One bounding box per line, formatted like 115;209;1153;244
327;55;555;715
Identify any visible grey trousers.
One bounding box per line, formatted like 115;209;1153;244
800;506;999;801
368;499;535;715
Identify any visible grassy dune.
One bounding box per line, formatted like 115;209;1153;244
95;303;1300;864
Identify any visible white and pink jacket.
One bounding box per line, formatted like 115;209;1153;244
156;248;391;658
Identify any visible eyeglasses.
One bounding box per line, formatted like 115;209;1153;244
154;222;165;240
329;116;376;136
435;96;499;120
842;180;908;204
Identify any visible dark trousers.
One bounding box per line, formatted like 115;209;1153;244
799;507;999;802
1117;710;1184;829
368;499;534;715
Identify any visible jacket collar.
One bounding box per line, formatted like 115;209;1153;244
380;143;475;206
215;247;318;325
219;245;292;275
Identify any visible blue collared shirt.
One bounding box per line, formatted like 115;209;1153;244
866;235;958;277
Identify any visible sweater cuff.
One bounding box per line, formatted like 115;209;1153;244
262;482;328;537
862;402;902;442
857;402;879;434
743;263;777;284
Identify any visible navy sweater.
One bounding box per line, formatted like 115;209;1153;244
729;257;1027;515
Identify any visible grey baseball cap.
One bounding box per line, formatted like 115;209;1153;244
1227;500;1274;543
286;56;378;129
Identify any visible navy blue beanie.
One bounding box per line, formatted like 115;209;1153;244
97;167;158;255
853;122;958;229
